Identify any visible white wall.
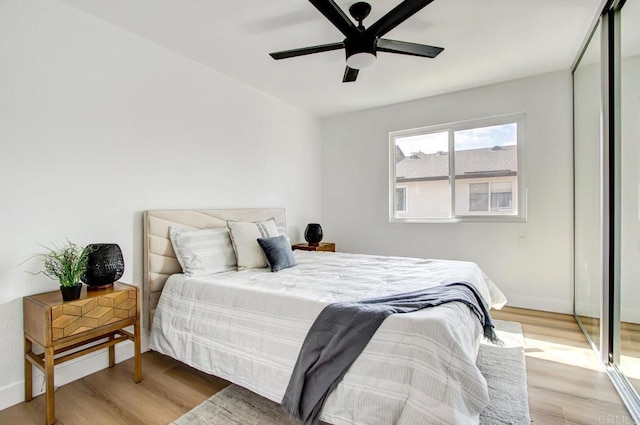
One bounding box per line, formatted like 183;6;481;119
0;0;321;410
321;72;574;313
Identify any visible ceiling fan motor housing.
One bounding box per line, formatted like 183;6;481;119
344;36;377;69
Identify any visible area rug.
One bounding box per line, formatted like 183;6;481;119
172;320;530;425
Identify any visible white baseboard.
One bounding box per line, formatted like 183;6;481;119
504;294;573;315
0;335;149;412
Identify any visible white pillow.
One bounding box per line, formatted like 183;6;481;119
227;218;280;269
169;226;237;276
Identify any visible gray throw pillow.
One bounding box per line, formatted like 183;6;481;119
257;235;297;272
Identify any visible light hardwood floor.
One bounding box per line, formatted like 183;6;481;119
0;307;633;424
493;308;632;425
577;315;640;387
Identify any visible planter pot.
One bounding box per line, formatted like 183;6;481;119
60;285;82;301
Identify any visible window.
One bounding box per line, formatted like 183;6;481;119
469;183;490;212
469;182;513;212
390;114;525;222
396;187;407;212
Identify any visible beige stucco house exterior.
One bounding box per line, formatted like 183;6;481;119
395;145;518;218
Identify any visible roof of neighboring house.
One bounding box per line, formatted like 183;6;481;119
396;145;517;181
395;145;406;163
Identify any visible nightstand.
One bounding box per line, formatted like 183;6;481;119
292;242;336;252
23;282;141;425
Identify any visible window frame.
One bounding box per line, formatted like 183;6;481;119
389;113;527;223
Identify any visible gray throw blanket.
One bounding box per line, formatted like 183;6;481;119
281;282;500;425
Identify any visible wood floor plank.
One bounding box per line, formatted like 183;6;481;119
0;307;635;424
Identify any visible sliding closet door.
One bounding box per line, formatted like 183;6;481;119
574;22;603;352
619;0;640;394
574;2;640;419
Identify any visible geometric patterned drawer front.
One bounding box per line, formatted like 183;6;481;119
51;288;136;340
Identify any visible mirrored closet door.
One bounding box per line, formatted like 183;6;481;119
574;21;603;354
574;0;640;420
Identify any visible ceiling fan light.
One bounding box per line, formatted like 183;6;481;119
346;52;377;69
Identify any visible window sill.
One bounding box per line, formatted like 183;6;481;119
390;215;527;224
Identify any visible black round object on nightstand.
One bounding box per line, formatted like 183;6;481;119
81;243;124;290
304;223;323;246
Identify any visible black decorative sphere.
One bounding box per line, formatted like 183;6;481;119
82;244;124;289
304;223;323;246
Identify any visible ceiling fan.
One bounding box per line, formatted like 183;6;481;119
269;0;444;83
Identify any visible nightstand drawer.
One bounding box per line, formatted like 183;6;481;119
25;284;137;345
49;289;136;341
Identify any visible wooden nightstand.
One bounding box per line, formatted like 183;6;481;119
292;242;336;252
23;282;142;425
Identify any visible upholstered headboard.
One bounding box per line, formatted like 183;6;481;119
143;208;286;328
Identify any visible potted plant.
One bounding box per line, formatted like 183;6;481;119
34;240;91;301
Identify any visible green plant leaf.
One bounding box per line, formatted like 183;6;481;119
32;240;91;287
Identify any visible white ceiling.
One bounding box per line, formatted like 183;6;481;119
60;0;602;117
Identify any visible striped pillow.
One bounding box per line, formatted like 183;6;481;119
227;218;280;269
169;226;237;276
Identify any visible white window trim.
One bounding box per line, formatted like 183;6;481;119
388;113;527;223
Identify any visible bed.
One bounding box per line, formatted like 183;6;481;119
144;209;507;425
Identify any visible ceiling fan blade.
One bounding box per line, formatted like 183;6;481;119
343;66;359;83
308;0;358;37
367;0;435;37
377;39;443;58
270;42;344;60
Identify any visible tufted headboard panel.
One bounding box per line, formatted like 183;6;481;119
143;208;286;328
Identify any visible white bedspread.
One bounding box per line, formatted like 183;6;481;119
150;251;507;425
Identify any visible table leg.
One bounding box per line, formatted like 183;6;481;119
134;319;142;383
108;334;115;368
24;337;32;402
44;346;55;425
